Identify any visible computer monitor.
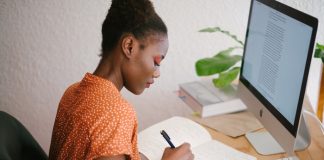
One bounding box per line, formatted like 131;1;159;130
238;0;318;157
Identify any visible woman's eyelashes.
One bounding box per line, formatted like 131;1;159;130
154;62;160;67
153;61;160;71
153;56;162;69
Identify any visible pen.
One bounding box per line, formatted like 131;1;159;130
160;130;175;148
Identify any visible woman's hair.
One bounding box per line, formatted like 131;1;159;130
101;0;168;56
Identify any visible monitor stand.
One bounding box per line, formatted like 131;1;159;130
245;110;310;157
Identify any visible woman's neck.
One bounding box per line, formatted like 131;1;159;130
93;54;124;91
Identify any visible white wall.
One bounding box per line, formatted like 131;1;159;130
0;0;323;153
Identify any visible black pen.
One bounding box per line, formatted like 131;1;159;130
160;130;175;148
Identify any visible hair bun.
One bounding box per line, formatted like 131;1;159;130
111;0;155;28
101;0;167;55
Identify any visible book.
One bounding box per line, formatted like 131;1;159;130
178;80;246;117
138;116;256;160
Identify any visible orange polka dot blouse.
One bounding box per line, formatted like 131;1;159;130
49;73;140;160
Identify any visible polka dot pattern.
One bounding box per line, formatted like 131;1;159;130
49;73;140;160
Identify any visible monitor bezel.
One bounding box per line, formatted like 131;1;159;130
240;0;318;136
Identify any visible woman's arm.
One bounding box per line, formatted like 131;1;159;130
95;143;193;160
161;143;194;160
139;143;194;160
94;155;129;160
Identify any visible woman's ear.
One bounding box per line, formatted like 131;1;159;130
121;34;136;59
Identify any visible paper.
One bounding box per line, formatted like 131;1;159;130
138;116;256;160
193;141;256;160
138;117;211;160
191;111;263;137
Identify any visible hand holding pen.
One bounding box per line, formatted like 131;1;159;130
160;130;175;148
160;130;194;160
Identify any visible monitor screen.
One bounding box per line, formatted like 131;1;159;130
240;0;317;136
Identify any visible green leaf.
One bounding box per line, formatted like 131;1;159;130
199;27;244;46
213;47;242;58
199;27;221;33
195;49;242;76
212;67;240;88
315;43;324;58
316;43;324;50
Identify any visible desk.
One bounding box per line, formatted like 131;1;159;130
204;97;324;160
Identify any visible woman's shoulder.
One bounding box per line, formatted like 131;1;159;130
58;82;81;107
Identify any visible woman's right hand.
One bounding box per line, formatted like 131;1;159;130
161;143;194;160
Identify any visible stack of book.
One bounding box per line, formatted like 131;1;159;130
178;80;246;117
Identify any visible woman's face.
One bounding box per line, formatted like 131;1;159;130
123;34;169;95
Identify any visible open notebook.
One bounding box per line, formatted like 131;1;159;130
138;116;256;160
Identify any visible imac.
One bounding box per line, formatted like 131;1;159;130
238;0;318;157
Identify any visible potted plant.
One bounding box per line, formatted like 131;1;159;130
195;27;244;88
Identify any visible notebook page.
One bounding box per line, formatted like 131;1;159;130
193;140;257;160
138;116;211;160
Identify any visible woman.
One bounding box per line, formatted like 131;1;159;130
48;0;194;160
